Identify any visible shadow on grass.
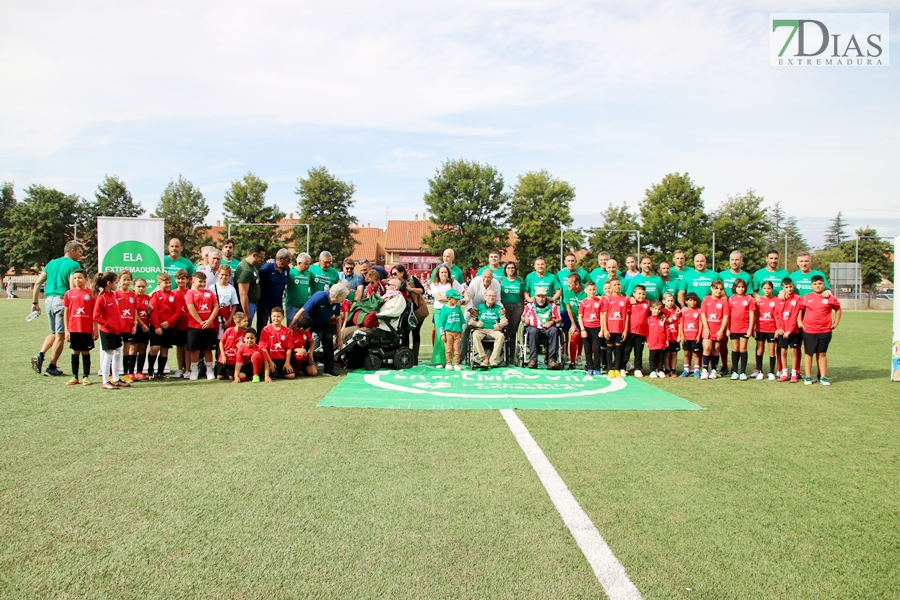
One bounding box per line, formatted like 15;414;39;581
826;367;890;382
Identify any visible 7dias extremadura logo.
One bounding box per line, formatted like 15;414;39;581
771;13;889;67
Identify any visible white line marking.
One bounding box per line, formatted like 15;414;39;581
500;409;643;600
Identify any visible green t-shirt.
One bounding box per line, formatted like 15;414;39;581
752;268;791;296
440;304;464;333
719;270;753;297
221;257;241;272
500;276;524;304
625;274;665;302
669;266;694;284
285;267;311;307
431;265;465;284
476;265;505;280
565;290;586;323
789;270;830;297
588;269;622;296
308;264;340;294
662;277;683;300
556;268;588;290
164;255;194;277
524;272;558;298
681;269;720;297
476;303;504;329
43;256;81;297
234;259;261;304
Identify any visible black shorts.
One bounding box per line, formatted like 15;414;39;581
803;331;832;355
240;363;255;380
69;332;94;352
99;331;122;351
215;362;235;379
608;333;623;345
174;329;188;346
149;328;176;348
132;328;150;345
268;358;289;378
730;332;749;340
121;332;134;344
683;339;702;353
756;331;777;343
778;333;802;349
187;328;216;352
667;341;681;352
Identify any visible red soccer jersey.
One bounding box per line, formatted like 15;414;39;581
701;296;730;339
728;295;756;335
150;289;183;328
578;297;603;329
235;343;261;365
756;297;778;333
681;307;702;341
801;293;841;334
776;294;802;334
135;293;151;328
662;307;681;342
604;296;629;334
219;327;245;364
173;288;189;330
629;299;650;337
260;324;294;360
93;289;125;334
291;329;313;363
64;288;95;334
647;315;669;350
185;288;219;329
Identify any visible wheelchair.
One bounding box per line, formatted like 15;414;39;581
335;300;418;371
518;323;566;369
467;325;509;369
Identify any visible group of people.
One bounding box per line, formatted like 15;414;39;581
27;237;841;389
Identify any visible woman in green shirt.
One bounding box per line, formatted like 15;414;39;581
500;262;525;364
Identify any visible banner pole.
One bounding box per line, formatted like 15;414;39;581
892;236;899;381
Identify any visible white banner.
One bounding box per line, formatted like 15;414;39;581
892;236;899;382
97;217;165;292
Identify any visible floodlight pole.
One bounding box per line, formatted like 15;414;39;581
227;222;310;255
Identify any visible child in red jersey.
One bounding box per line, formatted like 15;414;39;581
130;278;152;380
626;284;650;377
291;315;319;377
217;312;248;380
797;275;841;385
173;269;190;378
148;273;182;380
260;306;295;382
775;278;803;383
233;328;264;383
63;269;97;386
646;301;669;378
578;281;604;376
679;292;703;378
662;292;681;376
115;270;137;383
700;280;730;380
93;271;129;390
753;281;779;381
602;277;630;378
727;279;757;381
185;271;220;380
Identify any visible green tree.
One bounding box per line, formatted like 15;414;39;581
77;175;145;274
639;172;709;260
710;189;771;271
422;159;509;271
224;172;285;258
824;212;849;249
811;246;848;277
766;202;809;270
587;202;641;265
293;166;358;261
0;181;17;275
151;175;211;261
5;185;81;270
854;227;892;307
509;170;576;270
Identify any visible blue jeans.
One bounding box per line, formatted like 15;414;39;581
286;305;301;325
246;303;257;328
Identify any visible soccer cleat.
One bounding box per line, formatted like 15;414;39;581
32;354;44;374
81;377;91;386
680;369;690;377
634;370;643;378
739;373;748;381
454;365;462;371
173;369;184;378
113;380;131;388
101;383;118;390
649;371;658;379
252;374;260;383
750;369;760;378
779;374;789;382
790;374;798;383
66;377;80;386
121;374;133;384
445;364;452;371
820;377;831;386
709;369;718;379
804;377;812;385
768;373;776;381
693;369;701;379
700;369;709;380
731;372;739;381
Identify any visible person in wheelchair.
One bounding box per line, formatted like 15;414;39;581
468;289;508;368
522;286;562;369
340;278;408;344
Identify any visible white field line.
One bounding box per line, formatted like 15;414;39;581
500;409;642;600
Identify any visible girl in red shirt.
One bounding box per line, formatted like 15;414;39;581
173;269;191;378
602;277;630;378
727;279;757;380
646;302;668;378
217;312;248;380
130;278;152;380
662;292;681;377
679;292;703;377
578;281;604;376
627;285;650;377
92;271;129;390
754;281;779;380
700;280;730;379
116;270;137;383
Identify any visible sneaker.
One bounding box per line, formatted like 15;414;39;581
649;371;658;378
634;369;643;378
701;369;709;380
779;374;789;382
113;380;131;388
820;377;831;386
321;371;338;377
66;377;79;386
206;370;215;380
657;371;666;378
445;365;453;371
252;374;261;383
155;374;169;381
768;373;776;381
32;354;44;374
750;369;760;378
454;365;462;371
693;369;701;379
183;369;191;379
44;366;64;377
173;369;184;378
730;372;739;381
121;374;133;384
81;377;91;386
101;383;118;390
709;369;718;380
680;369;690;378
790;374;798;384
739;373;748;381
625;361;634;371
755;372;764;380
189;366;199;381
804;377;812;385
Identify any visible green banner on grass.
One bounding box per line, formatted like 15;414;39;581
319;366;703;410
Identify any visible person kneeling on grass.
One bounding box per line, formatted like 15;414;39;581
260;306;295;383
468;289;508;367
216;312;248;380
291;316;318;377
798;275;841;386
233;328;264;383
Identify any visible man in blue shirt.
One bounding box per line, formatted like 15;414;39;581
257;248;292;331
290;280;351;377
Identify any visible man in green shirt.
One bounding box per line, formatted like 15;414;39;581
625;255;664;301
524;257;559;303
752;249;790;298
31;240;84;377
597;258;621;296
430;248;465;283
679;254;720;305
669;249;694;285
476;251;505;280
557;253;589;302
789;251;830;297
468;289;508;367
164;238;194;277
220;238;241;273
588;251;613;291
285;252;312;324
308;251;341;294
235;244;265;326
658;261;683;304
719;250;753;297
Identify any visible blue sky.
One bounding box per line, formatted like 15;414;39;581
2;1;898;247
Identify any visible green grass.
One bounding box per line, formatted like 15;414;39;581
1;302;898;598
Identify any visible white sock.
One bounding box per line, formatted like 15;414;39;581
101;350;115;384
114;347;123;379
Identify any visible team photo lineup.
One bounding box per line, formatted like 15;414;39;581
29;234;841;390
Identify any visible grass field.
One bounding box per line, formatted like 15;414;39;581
1;300;898;598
